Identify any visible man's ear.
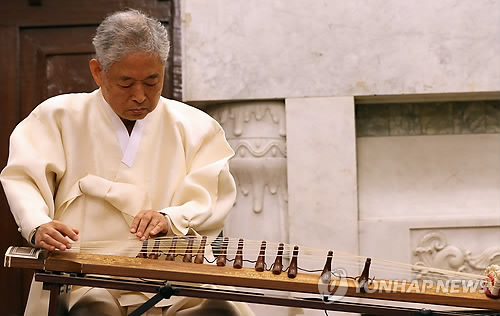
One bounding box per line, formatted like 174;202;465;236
89;59;103;87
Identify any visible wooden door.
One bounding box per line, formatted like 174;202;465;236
0;1;181;314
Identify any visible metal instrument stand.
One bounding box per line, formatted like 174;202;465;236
128;285;175;316
34;272;498;316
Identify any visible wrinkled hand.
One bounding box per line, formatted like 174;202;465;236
130;210;169;241
34;220;79;251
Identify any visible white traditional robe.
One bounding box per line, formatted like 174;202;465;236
0;89;250;316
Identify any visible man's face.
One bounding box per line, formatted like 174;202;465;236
90;52;165;121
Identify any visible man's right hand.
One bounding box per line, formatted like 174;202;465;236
33;220;79;251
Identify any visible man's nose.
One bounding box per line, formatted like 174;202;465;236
131;84;146;104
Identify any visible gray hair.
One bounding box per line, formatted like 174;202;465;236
92;9;170;71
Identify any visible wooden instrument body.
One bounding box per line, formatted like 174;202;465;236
5;246;500;311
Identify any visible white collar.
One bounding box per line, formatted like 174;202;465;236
101;96;147;168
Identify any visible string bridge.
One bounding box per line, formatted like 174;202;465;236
357;258;372;292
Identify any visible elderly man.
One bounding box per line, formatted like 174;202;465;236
1;9;251;316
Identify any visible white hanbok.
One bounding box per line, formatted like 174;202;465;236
1;89;252;316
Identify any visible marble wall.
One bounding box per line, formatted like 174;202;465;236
182;0;500;102
182;2;500;314
357;133;500;261
285;97;358;253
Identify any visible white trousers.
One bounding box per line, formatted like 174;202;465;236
68;287;254;316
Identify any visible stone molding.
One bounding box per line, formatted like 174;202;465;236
206;101;288;241
356;100;500;137
413;231;500;278
210;101;286;138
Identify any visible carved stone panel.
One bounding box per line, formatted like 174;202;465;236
207;101;288;243
412;228;500;279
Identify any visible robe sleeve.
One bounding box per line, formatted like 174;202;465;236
161;128;236;237
0;113;66;241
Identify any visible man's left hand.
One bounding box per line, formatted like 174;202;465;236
130;210;169;241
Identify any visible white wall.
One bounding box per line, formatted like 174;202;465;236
182;1;500;314
286;97;358;253
358;134;500;219
358;134;500;265
182;0;500;102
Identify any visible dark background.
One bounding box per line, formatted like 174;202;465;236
0;1;181;314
